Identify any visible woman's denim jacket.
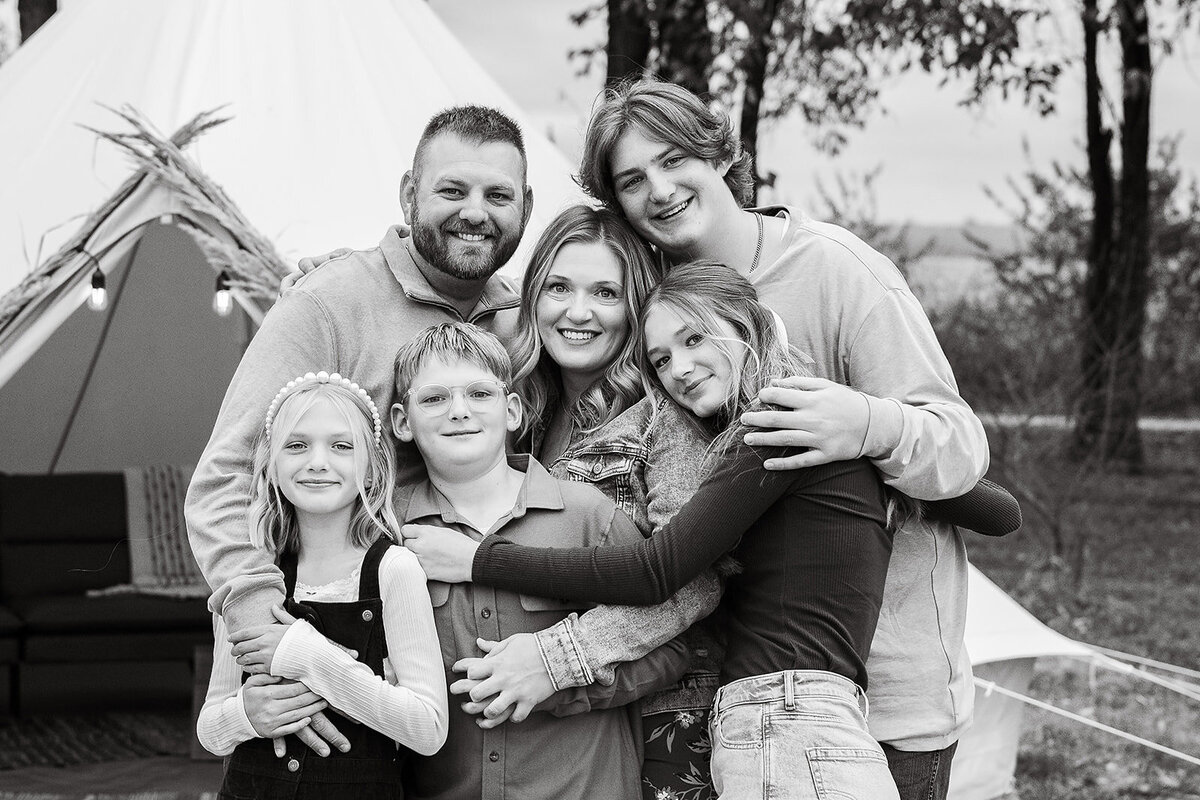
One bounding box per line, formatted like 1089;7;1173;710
532;390;726;713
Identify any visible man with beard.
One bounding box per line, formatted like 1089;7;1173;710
185;106;532;757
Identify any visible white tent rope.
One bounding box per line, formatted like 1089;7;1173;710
1083;643;1200;682
1088;654;1200;702
975;677;1200;767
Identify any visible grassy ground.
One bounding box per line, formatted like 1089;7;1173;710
969;429;1200;798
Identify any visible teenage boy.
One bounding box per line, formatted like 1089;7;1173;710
186;105;535;755
391;322;687;800
437;80;989;800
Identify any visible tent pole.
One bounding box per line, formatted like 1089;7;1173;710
47;236;143;474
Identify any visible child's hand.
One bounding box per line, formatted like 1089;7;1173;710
242;674;328;739
229;605;297;675
402;523;478;582
450;635;554;726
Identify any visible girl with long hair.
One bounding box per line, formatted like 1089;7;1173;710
197;372;447;800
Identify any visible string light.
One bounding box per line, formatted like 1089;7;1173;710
213;270;233;316
87;267;107;311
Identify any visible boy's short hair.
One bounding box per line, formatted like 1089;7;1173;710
578;79;754;211
393;322;514;401
414;106;528;183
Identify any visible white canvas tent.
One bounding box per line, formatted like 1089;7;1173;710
0;0;584;473
949;565;1096;799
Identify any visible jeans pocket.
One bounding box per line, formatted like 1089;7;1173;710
807;747;897;800
711;701;764;750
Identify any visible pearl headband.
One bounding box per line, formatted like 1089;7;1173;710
264;371;383;447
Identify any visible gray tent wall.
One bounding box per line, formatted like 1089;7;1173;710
0;222;252;473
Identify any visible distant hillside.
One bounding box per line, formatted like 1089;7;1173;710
866;222;1026;308
888;222;1026;259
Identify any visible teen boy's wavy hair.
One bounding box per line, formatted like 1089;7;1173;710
639;260;920;530
248;384;400;556
510;205;661;439
578;79;755;212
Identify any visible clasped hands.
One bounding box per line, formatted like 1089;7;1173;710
451;634;556;730
401;524;546;729
229;604;355;758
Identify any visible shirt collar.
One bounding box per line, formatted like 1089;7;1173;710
403;453;564;524
378;225;520;317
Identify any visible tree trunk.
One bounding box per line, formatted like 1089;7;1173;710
737;0;780;204
606;0;652;86
653;0;711;96
18;0;56;43
1073;0;1150;468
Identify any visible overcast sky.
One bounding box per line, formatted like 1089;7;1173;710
430;0;1200;225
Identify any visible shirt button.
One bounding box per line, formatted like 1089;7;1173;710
287;758;300;773
591;463;603;475
489;751;499;762
481;608;492;619
362;609;374;622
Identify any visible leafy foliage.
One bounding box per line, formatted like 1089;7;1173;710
961;138;1200;415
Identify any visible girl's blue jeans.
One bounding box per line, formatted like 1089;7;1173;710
709;670;900;799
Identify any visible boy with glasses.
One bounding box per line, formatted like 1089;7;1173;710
389;322;686;800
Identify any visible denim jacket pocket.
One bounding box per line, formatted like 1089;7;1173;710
563;451;637;482
563;451;639;522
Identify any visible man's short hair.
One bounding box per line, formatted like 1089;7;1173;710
413;106;528;182
393;322;515;402
578;79;754;211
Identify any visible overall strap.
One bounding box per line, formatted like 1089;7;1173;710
279;549;299;600
357;537;394;601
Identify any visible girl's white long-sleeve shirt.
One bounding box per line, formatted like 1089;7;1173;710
196;546;448;757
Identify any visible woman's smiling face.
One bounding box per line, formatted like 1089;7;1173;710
534;241;631;385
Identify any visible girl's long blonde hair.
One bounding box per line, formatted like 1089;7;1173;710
637;260;812;452
248;383;400;556
509;204;662;440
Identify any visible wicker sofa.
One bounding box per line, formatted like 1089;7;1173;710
0;471;212;715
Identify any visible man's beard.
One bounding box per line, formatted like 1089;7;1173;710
410;202;523;281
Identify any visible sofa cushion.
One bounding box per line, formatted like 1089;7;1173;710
13;594;210;634
23;630;213;663
0;541;132;600
0;472;126;542
0;604;20;663
0;604;19;635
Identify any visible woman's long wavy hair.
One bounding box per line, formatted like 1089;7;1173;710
248;383;400;556
638;261;920;530
510;204;662;441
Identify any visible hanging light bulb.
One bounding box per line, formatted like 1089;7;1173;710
88;267;108;311
213;270;233;316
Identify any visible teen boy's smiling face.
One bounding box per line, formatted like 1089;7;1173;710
609;127;733;259
392;357;521;482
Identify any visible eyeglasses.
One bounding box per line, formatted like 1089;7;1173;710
405;380;508;416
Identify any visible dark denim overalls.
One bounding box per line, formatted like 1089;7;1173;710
219;538;407;800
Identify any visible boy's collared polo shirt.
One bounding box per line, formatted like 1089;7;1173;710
401;455;661;800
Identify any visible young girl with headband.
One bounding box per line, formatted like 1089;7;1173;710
197;371;447;800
